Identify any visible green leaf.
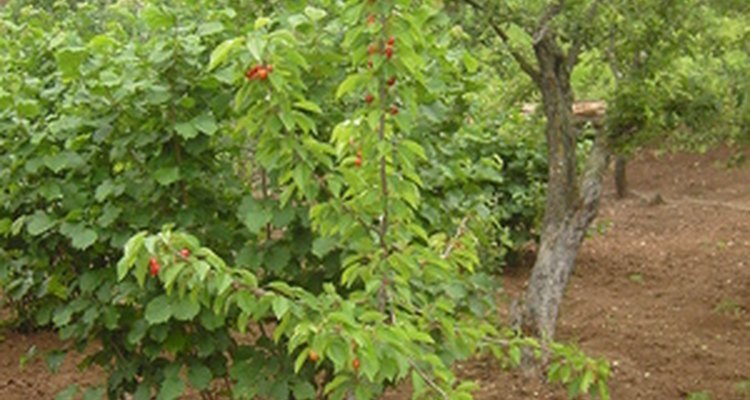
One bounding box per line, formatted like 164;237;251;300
192;113;218;136
174;122;198;140
55;385;78;400
55;47;87;80
304;6;327;22
154;167;180;186
83;387;105;400
157;376;185;400
336;74;362;99
142;5;174;29
463;52;479;73
44;151;85;173
71;228;98;250
172;296;200;321
145;295;172;324
237;196;270;234
187;363;213;390
254;17;271;30
45;350;66;374
325;339;348;370
272;297;290;319
209;37;243;71
294;100;323;114
118;231;147;281
312;237;337;258
27;211;55;236
198;22;224;36
292;381;316;399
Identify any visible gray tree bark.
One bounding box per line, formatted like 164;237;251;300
521;37;611;340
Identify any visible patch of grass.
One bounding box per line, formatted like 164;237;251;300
714;298;744;316
628;273;644;284
686;391;712;400
736;380;750;398
586;219;613;238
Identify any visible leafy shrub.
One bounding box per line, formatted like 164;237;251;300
1;1;608;399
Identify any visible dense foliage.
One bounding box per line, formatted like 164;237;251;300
0;1;611;399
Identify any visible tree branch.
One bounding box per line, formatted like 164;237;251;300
461;0;541;83
574;128;610;234
532;0;564;45
566;0;603;68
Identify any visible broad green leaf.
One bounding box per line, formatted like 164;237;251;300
292;381;316;399
154;167;180;186
463;52;479;73
209;37;244;71
172;296;200;321
192;113;218;136
55;47;87;80
294;100;323;114
157;376;184;400
45;351;66;374
44;151;85;173
27;211;55;236
83;387;105;400
304;6;327;22
145;295;172;324
174;122;198;140
71;228;98;250
198;22;224;36
55;385;78;400
254;17;271;30
237;196;270;234
187;363;212;390
336;74;362;99
272;296;290;319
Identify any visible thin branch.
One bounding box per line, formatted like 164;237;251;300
532;0;564;45
409;360;449;399
378;15;396;325
441;216;470;259
566;0;603;68
461;0;541;83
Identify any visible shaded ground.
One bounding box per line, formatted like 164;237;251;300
1;147;749;399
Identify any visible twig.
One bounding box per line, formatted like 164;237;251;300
409;360;449;399
461;0;541;83
441;216;470;259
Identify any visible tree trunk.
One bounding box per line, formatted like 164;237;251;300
521;38;611;341
614;154;628;198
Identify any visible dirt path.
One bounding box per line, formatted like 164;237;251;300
1;147;749;399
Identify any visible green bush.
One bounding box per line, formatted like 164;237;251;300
0;1;608;399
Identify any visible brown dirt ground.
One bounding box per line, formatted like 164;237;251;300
1;147;749;399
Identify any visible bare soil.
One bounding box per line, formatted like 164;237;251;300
1;147;749;399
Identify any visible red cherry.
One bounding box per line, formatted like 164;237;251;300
352;358;360;370
245;66;260;80
368;43;378;55
257;68;268;80
149;257;160;277
385;46;393;59
365;93;374;104
387;36;395;46
354;150;363;167
387;76;396;86
390;105;399;115
180;248;190;259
